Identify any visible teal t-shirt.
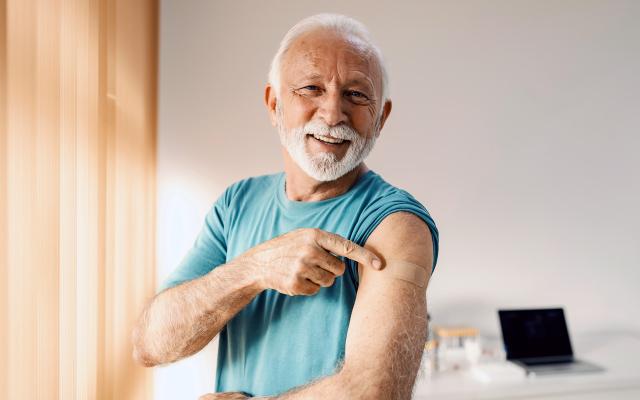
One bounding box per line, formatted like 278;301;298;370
159;170;439;396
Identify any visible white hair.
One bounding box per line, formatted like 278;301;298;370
268;13;390;108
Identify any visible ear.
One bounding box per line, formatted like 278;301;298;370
264;84;278;127
377;99;392;133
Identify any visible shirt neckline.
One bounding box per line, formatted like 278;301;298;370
276;170;375;215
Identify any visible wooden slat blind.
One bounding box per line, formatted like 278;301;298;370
0;0;157;399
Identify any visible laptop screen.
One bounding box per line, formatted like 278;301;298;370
499;308;574;361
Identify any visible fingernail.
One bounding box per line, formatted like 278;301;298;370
373;259;382;270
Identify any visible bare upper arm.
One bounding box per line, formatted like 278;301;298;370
342;211;433;398
356;211;433;280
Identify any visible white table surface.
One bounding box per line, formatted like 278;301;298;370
413;332;640;399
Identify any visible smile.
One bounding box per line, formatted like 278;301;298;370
308;134;348;145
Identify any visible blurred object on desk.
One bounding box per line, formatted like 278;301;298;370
420;312;438;379
470;361;527;383
435;326;481;371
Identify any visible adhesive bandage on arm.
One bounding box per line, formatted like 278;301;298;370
384;259;430;288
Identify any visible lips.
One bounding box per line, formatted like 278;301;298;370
308;134;349;145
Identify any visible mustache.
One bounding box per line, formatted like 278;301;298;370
300;120;360;141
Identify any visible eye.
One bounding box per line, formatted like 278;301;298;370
295;85;323;97
345;90;370;104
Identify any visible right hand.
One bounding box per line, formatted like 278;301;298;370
235;228;382;296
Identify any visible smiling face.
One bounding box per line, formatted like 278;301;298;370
267;28;392;182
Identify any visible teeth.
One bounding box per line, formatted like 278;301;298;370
312;134;345;144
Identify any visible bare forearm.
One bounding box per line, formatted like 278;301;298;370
261;365;395;400
263;371;347;400
132;260;263;366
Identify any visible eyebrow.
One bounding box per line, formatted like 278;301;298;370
294;74;375;91
343;77;375;90
295;73;323;83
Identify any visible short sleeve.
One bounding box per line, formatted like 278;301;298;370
347;190;439;285
157;193;228;293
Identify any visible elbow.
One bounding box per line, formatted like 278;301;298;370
132;343;159;368
131;319;162;368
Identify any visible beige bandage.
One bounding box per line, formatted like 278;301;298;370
385;259;430;288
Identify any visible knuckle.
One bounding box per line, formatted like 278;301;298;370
287;275;299;289
293;260;306;275
291;279;303;293
325;276;336;287
292;228;308;238
318;270;335;287
306;285;320;296
301;245;315;259
308;228;322;240
342;240;355;255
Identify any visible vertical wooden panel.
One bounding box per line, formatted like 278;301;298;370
102;0;117;396
0;0;8;399
1;0;157;399
74;0;99;396
6;1;38;399
35;0;61;397
85;0;102;397
110;1;157;397
59;0;78;397
104;0;119;396
96;0;109;397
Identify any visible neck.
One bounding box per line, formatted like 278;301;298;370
281;148;369;201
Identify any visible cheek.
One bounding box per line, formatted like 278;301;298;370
285;97;316;128
351;108;378;137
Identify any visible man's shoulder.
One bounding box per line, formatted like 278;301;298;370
364;170;415;198
227;171;282;191
361;171;428;215
357;170;439;272
366;211;434;266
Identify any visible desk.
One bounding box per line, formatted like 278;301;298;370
413;333;640;399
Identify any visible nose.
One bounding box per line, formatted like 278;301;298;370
316;88;348;127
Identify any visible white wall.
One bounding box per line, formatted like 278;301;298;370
157;0;640;398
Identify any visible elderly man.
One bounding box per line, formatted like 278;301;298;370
133;13;439;399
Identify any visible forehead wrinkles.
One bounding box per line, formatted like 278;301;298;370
282;32;379;86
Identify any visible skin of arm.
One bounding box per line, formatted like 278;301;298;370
132;260;264;367
261;211;434;399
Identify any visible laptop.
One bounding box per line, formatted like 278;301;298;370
498;308;604;376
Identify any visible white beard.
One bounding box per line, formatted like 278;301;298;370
276;104;379;182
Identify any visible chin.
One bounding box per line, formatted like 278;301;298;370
303;162;361;182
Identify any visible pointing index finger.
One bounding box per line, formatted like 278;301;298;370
314;230;382;270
